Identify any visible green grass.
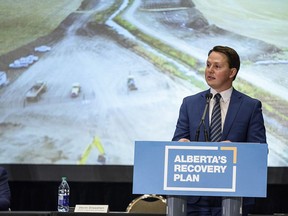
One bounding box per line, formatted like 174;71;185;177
0;0;82;55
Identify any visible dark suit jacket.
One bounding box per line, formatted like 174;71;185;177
0;167;11;211
173;88;266;143
172;88;267;210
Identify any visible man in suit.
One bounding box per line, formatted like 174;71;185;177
172;45;266;216
0;167;11;211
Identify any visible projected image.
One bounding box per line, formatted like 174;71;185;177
0;0;287;166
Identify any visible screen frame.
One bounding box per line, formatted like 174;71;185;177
1;164;288;184
2;164;133;183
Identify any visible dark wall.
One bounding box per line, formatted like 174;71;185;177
252;184;288;214
3;165;288;183
9;181;137;212
4;165;288;214
8;181;288;214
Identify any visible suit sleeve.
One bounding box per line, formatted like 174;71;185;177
247;100;267;143
0;168;11;211
172;97;191;141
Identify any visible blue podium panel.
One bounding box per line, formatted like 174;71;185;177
133;141;268;197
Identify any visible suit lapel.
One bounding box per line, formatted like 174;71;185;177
222;89;243;140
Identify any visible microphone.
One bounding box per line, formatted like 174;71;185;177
195;93;213;142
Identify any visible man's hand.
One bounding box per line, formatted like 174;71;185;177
178;138;190;142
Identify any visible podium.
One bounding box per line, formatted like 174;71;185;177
133;141;268;216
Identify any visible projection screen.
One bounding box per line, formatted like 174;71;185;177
0;0;287;169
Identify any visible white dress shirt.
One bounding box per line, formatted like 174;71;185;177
209;87;233;130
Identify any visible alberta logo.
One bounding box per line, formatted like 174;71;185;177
163;145;237;192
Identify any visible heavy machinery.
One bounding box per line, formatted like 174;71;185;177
26;81;47;102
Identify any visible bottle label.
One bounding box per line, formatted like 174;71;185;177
58;194;69;206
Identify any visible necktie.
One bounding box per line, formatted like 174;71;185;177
210;93;222;142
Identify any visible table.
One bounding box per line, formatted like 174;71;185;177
0;211;51;216
2;211;288;216
0;212;165;216
53;212;165;216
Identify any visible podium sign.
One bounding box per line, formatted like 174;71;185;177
133;141;268;197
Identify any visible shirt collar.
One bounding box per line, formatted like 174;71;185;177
210;87;233;103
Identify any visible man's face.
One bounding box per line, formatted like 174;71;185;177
205;51;236;92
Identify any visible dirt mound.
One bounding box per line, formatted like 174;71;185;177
78;0;101;10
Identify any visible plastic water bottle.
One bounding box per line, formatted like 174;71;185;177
57;177;70;212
